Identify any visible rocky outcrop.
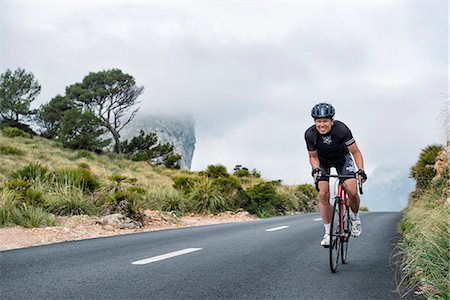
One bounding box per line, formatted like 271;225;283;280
433;146;449;197
98;213;143;229
121;114;196;169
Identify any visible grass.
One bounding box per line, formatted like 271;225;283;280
397;193;449;299
0;145;25;156
0;189;56;227
46;185;98;216
396;146;449;299
146;187;187;215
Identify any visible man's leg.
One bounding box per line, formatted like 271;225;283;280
318;180;331;246
318;180;331;223
344;178;359;213
344;178;362;237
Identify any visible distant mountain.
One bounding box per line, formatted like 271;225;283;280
121;114;196;169
361;166;415;212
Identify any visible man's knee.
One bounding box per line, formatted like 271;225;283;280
346;188;358;198
318;183;330;201
344;179;358;198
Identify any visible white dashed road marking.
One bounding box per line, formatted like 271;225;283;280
132;248;202;265
265;226;290;232
314;218;322;221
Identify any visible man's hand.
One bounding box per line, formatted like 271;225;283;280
311;167;322;178
357;169;367;183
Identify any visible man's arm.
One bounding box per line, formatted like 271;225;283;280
348;143;366;182
308;150;320;170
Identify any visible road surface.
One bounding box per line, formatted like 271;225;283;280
0;212;402;299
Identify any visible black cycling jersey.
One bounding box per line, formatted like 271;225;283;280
304;120;355;165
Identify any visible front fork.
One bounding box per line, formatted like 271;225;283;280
337;185;349;241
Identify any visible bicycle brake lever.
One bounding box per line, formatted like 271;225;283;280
314;174;320;192
358;177;363;195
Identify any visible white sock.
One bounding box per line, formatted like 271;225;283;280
351;212;360;220
324;223;331;234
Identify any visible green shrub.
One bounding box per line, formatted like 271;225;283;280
76;150;94;160
254;207;273;218
0;189;21;226
250;169;262;178
295;184;318;212
205;164;229;179
234;168;250;177
0;145;24;156
55;168;100;192
0;119;36;136
1;188;55;227
2;127;32;138
297;184;317;199
163;153;182;169
13;204;56;228
211;176;246;210
24;188;47;207
4;178;32;194
97;175;145;223
173;176;203;195
47;186;97;216
189;180;230;214
102;190;144;223
359;206;369;211
410;144;444;190
11;162;49;182
147;187;187;215
233;165;261;178
245;182;286;217
78;162;90;169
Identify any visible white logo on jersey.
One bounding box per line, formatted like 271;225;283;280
346;160;356;173
322;136;332;145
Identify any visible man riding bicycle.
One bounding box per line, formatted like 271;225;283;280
304;102;367;247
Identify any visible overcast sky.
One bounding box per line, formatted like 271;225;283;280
1;0;448;185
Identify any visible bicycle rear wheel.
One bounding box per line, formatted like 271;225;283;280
341;205;350;264
329;198;341;273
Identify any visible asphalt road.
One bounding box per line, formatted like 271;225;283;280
0;212;402;299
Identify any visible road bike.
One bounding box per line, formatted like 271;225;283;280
315;173;363;273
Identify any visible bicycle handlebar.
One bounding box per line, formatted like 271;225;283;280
314;174;363;195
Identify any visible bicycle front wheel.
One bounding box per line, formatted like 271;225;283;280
329;198;341;273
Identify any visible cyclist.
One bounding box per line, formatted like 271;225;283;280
304;102;367;247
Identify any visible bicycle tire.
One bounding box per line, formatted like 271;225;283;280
341;205;350;264
329;198;341;273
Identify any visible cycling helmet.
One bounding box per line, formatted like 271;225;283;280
311;102;335;119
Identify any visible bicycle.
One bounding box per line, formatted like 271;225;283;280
315;173;363;273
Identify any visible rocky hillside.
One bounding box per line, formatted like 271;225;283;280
121;114;196;169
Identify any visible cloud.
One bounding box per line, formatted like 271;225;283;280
2;1;447;185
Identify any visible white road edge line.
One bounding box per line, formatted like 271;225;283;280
132;248;202;265
314;218;322;221
265;226;290;232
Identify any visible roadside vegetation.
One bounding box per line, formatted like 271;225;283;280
0;130;318;228
397;144;449;299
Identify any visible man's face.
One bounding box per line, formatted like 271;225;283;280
315;118;334;135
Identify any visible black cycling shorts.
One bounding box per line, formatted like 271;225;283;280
317;154;356;182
